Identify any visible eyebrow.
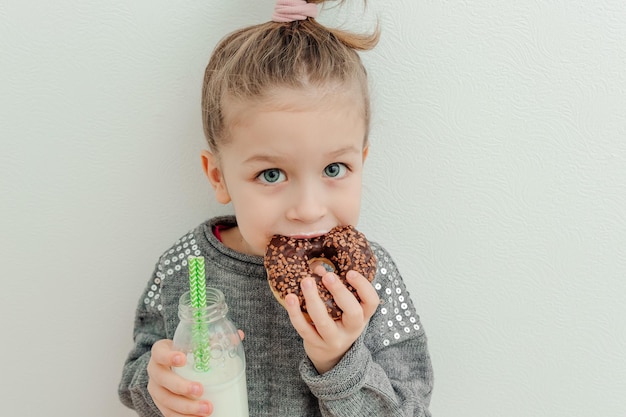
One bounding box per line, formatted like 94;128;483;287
243;145;362;165
242;154;284;165
328;145;362;158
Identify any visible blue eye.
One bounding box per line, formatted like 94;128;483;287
258;169;286;184
323;163;347;178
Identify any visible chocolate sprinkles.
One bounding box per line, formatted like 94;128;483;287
264;225;377;320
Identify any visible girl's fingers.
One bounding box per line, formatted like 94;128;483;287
312;263;330;277
148;341;213;416
309;266;377;324
320;270;378;326
284;292;319;340
321;272;359;307
151;339;185;367
151;382;212;417
300;277;339;327
148;342;203;399
346;270;380;318
149;363;202;399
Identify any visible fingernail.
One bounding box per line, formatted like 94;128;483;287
172;354;183;366
286;295;297;306
199;402;211;414
191;383;202;396
325;273;336;283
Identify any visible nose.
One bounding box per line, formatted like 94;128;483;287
286;181;327;224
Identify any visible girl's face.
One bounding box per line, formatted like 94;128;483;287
202;87;368;256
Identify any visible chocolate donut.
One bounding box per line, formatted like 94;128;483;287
264;225;377;321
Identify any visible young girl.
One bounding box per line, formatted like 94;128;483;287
119;1;433;416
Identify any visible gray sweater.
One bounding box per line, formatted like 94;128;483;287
119;216;433;416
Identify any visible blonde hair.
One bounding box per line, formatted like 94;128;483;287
201;0;379;152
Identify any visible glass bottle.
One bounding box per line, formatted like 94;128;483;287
172;288;249;417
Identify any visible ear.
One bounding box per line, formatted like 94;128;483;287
201;150;231;204
362;145;369;163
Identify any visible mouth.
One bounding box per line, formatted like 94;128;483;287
282;230;330;240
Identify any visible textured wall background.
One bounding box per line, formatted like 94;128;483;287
1;1;625;416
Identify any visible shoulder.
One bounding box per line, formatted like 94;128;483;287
142;217;237;310
156;223;207;275
368;241;406;288
155;216;237;272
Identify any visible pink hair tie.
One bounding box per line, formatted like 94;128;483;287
272;0;318;23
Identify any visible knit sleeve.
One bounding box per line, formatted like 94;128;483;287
118;265;167;417
300;243;434;417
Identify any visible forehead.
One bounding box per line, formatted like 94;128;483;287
216;86;367;163
223;83;365;129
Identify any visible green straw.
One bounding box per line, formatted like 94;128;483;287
188;256;211;372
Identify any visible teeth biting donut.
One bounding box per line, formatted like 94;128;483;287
263;225;377;322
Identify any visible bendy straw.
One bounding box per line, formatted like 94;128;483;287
188;256;211;372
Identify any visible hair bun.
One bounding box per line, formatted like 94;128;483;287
272;0;319;23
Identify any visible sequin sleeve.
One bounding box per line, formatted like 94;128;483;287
300;242;434;416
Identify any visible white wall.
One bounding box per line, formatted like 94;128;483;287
2;1;625;416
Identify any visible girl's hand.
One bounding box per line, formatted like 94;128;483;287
147;339;213;417
284;268;380;374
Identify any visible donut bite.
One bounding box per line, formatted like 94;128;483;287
264;225;377;322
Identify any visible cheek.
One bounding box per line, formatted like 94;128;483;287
335;182;363;221
232;192;279;216
347;199;363;222
230;194;280;250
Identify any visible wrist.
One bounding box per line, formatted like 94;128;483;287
310;355;341;375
